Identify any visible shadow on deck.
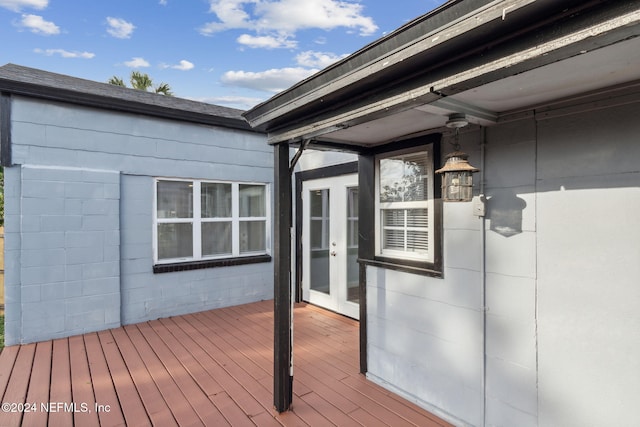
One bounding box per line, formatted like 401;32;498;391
0;300;451;426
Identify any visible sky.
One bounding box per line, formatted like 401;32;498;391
0;0;447;110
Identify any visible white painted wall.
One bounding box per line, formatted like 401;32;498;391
296;149;357;171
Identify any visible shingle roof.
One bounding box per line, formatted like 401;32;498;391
0;63;259;132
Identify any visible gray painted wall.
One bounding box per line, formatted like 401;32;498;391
365;99;640;426
535;104;640;427
120;174;272;325
4;96;273;345
4;165;121;344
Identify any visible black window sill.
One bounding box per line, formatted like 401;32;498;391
154;254;272;274
358;257;442;278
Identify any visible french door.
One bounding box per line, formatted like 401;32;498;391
302;174;359;319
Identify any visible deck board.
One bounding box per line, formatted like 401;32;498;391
99;329;153;426
174;313;268;418
124;324;205;427
0;300;453;427
69;335;100;427
142;320;230;426
22;340;52;427
84;333;126;427
0;344;35;427
49;339;73;427
0;345;19;401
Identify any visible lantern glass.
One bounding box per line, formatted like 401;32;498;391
442;171;474;202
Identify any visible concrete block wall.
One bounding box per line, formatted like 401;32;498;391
4;96;273;344
120;174;272;325
9;97;272;181
483;118;539;427
6;165;120;344
366;266;484;425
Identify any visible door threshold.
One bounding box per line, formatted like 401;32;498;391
301;300;360;322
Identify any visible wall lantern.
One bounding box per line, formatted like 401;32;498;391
435;113;479;202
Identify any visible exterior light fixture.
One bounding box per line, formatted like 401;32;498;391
435;114;479;202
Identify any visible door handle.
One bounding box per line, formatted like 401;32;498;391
330;251;337;256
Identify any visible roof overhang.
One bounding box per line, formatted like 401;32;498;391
243;0;640;151
0;64;259;133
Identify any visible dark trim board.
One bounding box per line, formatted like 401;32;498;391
357;154;375;375
153;254;271;274
295;161;359;182
0;92;11;167
358;263;368;374
359;258;443;278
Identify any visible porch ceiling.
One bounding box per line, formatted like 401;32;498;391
319;35;640;147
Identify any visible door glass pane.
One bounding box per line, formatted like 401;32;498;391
347;187;359;303
309;189;330;295
158;223;193;259
202;222;232;256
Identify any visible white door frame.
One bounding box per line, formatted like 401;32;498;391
301;173;359;319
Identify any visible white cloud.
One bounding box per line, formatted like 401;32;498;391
201;0;251;33
19;14;59;35
237;33;296;49
34;48;94;58
0;0;47;12
106;17;135;39
159;0;167;4
295;50;347;68
257;0;377;35
200;0;377;44
196;95;265;110
124;57;150;68
221;67;317;93
163;60;195;71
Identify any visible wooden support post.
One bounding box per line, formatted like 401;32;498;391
273;142;293;412
357;153;374;375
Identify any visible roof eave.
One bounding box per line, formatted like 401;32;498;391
243;0;627;138
0;66;261;133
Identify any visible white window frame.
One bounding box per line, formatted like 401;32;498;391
153;178;270;264
374;146;435;263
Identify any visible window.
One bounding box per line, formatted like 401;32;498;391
375;147;435;263
154;179;269;265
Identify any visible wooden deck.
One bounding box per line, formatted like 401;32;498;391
0;301;451;426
